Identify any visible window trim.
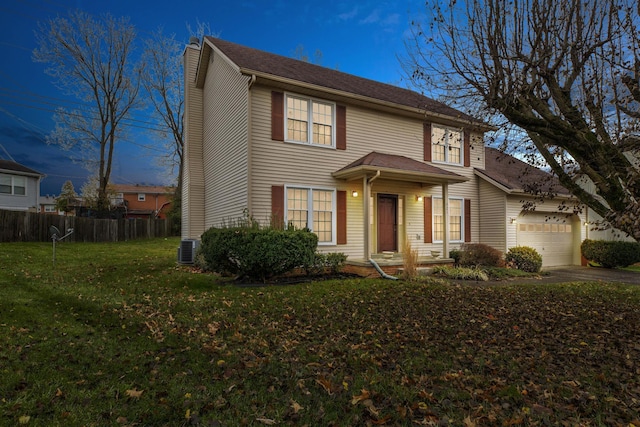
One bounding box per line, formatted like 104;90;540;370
284;92;336;149
432;196;464;243
431;125;464;166
0;174;27;196
284;185;337;245
137;193;146;202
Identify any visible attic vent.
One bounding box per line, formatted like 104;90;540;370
177;239;200;264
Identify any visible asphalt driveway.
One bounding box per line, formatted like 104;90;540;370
541;266;640;284
502;266;640;285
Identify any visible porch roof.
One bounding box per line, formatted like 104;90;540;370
332;151;468;184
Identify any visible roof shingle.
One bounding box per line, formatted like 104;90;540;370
205;37;481;125
0;160;43;176
478;147;570;195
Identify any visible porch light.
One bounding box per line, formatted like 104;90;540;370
416;195;423;202
352;190;359;198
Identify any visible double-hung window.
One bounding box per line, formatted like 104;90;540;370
432;125;463;165
286;94;335;147
433;197;463;242
0;174;26;195
286;186;335;244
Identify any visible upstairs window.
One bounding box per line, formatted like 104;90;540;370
0;174;26;195
286;94;335;147
138;193;146;202
432;125;462;165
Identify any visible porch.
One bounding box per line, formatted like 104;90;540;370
343;252;454;278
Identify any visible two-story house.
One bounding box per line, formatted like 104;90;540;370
0;160;43;212
182;37;587;270
110;184;175;219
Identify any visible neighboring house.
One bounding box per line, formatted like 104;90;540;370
181;37;588;268
111;184;174;219
0;160;43;212
39;195;64;215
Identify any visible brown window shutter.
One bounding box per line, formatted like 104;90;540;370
463;130;471;167
424;196;433;243
271;91;284;141
271;185;285;228
464;198;471;242
337;190;347;244
336;105;346;150
424;123;432;162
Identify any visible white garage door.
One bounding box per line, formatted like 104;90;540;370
516;214;575;267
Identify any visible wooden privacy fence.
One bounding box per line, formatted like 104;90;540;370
0;210;178;242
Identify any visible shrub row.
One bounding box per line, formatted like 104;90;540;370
581;239;640;268
199;225;318;282
449;243;542;273
199;224;348;282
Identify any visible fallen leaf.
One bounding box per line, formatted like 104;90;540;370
316;377;333;395
18;415;30;424
256;417;276;425
463;416;476;427
351;389;371;405
125;388;144;399
290;399;304;413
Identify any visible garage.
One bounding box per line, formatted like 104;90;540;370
516;213;578;267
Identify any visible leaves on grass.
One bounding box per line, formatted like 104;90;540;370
3;239;640;427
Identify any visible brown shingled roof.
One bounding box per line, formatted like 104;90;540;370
0;160;43;176
206;37;481;125
333;151;467;184
477;147;570;195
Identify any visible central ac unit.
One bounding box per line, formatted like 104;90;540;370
177;239;200;264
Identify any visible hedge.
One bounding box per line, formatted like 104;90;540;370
581;239;640;268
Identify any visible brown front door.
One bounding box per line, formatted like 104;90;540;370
377;194;397;252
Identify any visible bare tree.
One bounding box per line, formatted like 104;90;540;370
405;0;640;239
139;23;213;230
140;28;185;199
33;10;140;214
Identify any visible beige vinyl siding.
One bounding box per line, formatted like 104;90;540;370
478;179;507;252
201;50;250;228
182;44;205;239
249;83;481;259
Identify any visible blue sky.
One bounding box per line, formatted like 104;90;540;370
0;0;426;195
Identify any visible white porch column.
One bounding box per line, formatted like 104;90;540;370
363;176;370;260
442;182;449;259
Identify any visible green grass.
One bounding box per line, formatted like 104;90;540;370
1;238;640;426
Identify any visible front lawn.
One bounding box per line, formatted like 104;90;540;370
1;238;639;426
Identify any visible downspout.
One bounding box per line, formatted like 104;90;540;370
247;74;256;214
369;257;398;280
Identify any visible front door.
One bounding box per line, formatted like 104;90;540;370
377;194;397;252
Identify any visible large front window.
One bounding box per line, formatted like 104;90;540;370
432;125;462;164
0;174;26;195
433;197;463;242
286;94;334;147
286;186;335;244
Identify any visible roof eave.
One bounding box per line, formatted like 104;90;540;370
333;165;468;184
0;168;43;178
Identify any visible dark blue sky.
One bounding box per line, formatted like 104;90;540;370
0;0;425;195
